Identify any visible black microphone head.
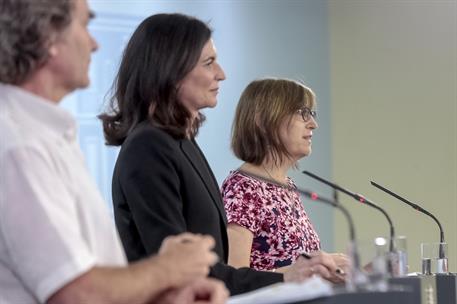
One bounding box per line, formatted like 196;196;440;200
370;180;445;246
302;171;396;252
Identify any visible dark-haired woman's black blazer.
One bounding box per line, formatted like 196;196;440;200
111;122;283;295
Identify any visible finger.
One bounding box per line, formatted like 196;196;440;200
308;250;330;257
313;264;331;279
183;236;216;253
304;255;342;279
331;252;348;258
160;235;176;246
330;272;346;284
309;266;315;277
336;267;346;276
207;251;219;265
334;253;351;264
199;235;216;250
173;233;203;243
333;254;351;267
195;255;218;275
334;273;347;283
192;279;229;304
303;256;335;272
206;284;229;304
315;253;339;273
188;245;219;266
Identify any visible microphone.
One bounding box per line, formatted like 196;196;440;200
296;187;356;248
302;171;396;253
370;181;446;260
295;186;361;270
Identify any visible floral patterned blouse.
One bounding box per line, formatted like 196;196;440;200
221;170;321;271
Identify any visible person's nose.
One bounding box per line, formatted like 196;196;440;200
307;116;318;129
215;62;226;81
90;34;99;52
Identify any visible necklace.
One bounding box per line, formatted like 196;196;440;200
259;166;296;212
262;164;287;187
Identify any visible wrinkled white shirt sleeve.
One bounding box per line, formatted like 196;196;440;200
1;144;96;302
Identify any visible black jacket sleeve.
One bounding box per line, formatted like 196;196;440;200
210;263;283;295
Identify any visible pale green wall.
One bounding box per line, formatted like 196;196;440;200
329;0;456;272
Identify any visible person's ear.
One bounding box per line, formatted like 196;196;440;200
48;44;59;57
47;33;62;57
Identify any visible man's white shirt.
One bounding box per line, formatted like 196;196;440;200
0;83;127;303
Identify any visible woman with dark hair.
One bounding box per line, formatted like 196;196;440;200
222;78;349;282
99;13;210;143
100;13;337;295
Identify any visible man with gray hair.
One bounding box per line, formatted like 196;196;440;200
0;0;228;303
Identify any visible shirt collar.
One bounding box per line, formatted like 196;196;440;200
0;83;77;141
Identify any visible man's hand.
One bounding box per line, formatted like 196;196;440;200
156;233;219;287
155;278;229;304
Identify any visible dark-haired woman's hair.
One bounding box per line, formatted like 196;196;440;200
99;13;212;145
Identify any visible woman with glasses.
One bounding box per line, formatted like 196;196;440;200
222;78;349;283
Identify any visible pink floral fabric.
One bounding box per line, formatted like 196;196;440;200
221;170;321;271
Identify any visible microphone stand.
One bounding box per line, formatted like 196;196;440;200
295;187;360;270
295;186;380;291
302;171;396;253
370;181;447;269
370;181;456;304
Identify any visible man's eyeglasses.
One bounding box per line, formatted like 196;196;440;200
297;107;317;122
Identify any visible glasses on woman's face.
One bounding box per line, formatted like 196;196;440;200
297;107;317;122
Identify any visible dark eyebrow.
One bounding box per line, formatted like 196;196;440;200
89;10;96;20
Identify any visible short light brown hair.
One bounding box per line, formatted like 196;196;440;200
231;78;316;165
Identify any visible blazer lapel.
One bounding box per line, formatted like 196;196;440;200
180;140;227;223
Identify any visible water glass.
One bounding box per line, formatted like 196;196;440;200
421;242;448;274
346;237;389;292
388;236;408;277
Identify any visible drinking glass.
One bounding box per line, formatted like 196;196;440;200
421;242;448;274
346;237;389;292
388;236;408;277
